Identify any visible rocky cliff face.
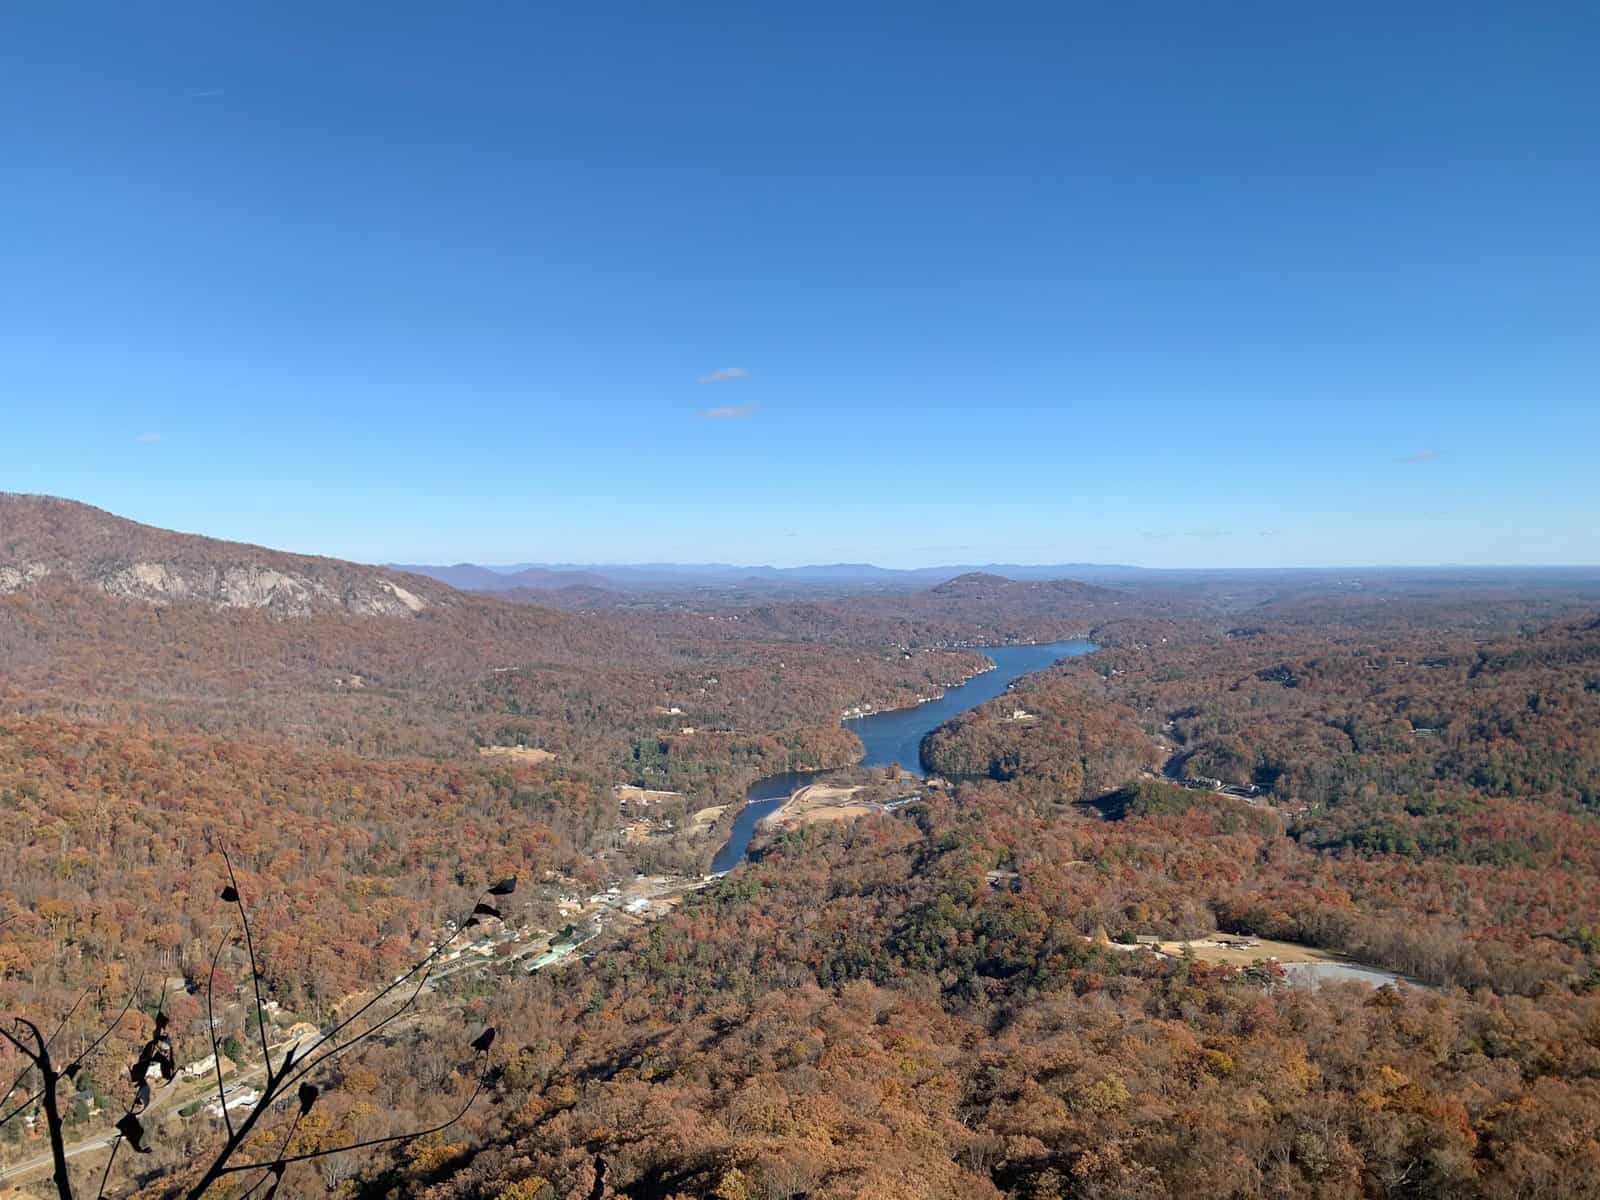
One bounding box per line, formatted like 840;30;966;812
0;494;453;618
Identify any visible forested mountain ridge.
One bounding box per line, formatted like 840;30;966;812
0;494;453;617
928;571;1110;599
0;502;1136;767
926;612;1600;812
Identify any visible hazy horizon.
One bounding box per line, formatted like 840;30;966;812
396;556;1600;575
16;490;1600;575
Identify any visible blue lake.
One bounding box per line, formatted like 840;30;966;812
845;639;1098;773
710;639;1096;871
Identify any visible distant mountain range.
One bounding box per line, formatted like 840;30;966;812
392;558;1600;599
388;559;1154;594
0;493;1138;620
387;562;617;593
9;494;1595;622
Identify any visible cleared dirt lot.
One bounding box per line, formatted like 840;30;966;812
763;783;875;829
1152;936;1350;966
688;803;730;834
478;745;556;763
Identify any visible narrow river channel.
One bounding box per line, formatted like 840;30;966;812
710;640;1096;871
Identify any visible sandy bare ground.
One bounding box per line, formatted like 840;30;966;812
1160;936;1349;966
478;745;556;763
1097;934;1350;966
688;803;730;834
790;805;877;824
762;783;873;829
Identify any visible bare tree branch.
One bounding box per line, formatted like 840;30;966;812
274;954;440;1096
275;878;510;1096
0;1086;43;1129
236;1104;307;1200
205;935;236;1141
94;1135;121;1200
214;1073;488;1177
220;849;275;1074
5;1017;74;1200
61;978;143;1078
3;864;516;1200
42;988;93;1055
0;917;30;1114
0;1024;42;1124
275;935;453;1093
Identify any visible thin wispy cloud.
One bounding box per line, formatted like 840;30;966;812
1399;449;1438;463
697;367;749;384
135;432;163;444
700;405;756;420
1146;528;1232;539
187;89;225;98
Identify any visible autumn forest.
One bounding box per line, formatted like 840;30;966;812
5;495;1600;1200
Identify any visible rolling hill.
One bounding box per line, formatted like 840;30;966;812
1;493;454;617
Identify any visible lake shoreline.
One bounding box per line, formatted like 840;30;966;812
711;639;1098;870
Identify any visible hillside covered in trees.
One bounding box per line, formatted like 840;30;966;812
6;501;1600;1198
373;611;1600;1199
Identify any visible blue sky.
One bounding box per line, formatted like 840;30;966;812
3;2;1596;568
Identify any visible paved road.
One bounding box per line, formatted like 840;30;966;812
1;1125;119;1184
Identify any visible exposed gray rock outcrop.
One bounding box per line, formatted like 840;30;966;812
1;494;456;618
